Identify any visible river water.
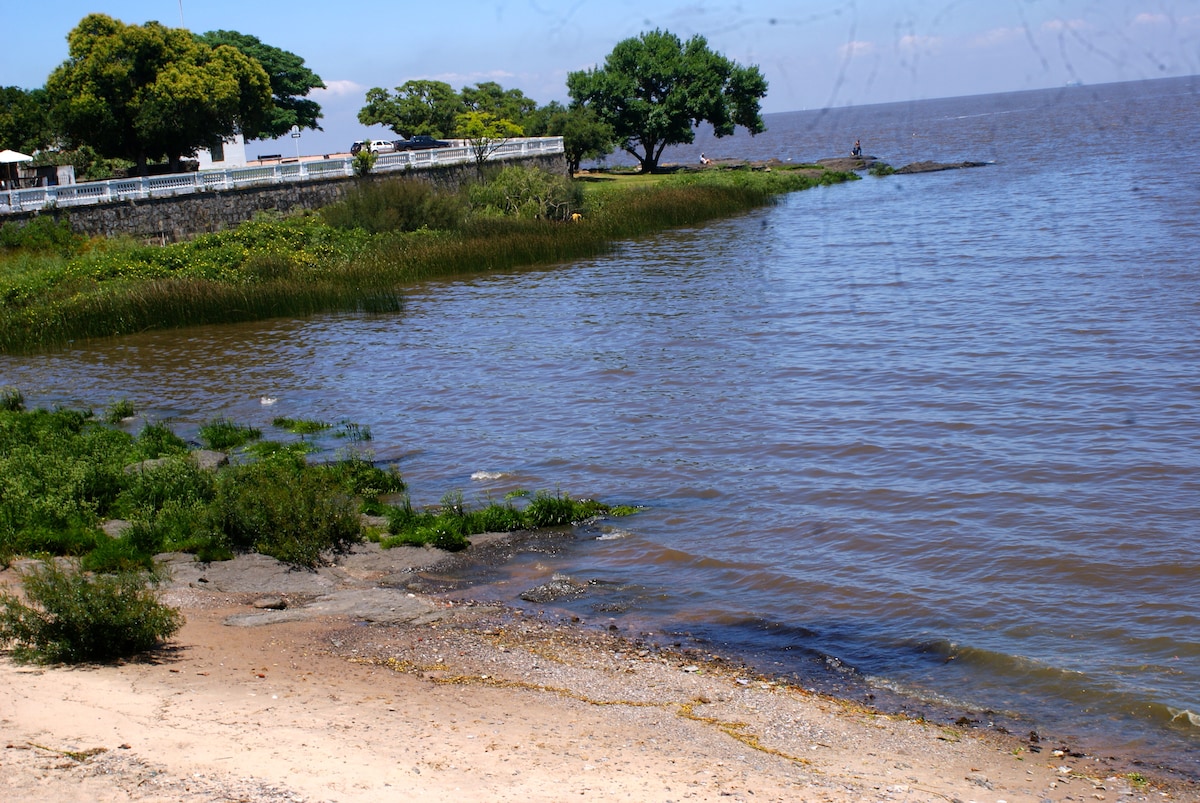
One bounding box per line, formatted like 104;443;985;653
3;76;1198;770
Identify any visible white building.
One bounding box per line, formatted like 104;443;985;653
196;133;248;170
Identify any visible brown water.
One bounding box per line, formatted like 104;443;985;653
3;76;1198;771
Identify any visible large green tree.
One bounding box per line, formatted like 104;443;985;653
45;14;272;174
531;102;615;175
567;29;767;172
0;87;54;154
195;30;325;140
358;79;463;139
461;81;537;128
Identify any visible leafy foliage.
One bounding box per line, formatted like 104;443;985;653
460;82;537;127
352;149;377;177
209;458;362;567
359;80;463;139
0;561;182;663
45;14;273;173
457;111;525;171
0;406;131;561
0;86;54;154
467;166;582;221
322;177;463;233
195;30;325;140
536;103;615;174
567;29;768;172
0;216;83;257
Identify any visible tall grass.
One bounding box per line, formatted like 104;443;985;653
0;167;857;354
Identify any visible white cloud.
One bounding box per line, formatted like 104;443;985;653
313;80;364;97
898;34;942;51
838;40;875;58
1042;18;1090;33
431;70;518;84
1133;13;1168;25
973;26;1025;47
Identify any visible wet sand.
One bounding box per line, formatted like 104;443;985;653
2;540;1197;802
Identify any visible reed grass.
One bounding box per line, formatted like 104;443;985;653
380;488;627;551
0;167;857;354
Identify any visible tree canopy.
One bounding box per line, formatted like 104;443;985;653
456;110;524;171
0;87;54;154
358;80;463;139
195;30;325;140
45;14;272;173
461;82;537;126
567;29;768;172
358;80;538;141
539;103;615;175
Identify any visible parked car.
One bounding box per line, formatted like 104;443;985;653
394;135;451;151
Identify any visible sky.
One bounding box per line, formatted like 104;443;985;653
3;1;1197;156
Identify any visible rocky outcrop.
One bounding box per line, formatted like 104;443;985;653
816;156;990;174
894;160;991;173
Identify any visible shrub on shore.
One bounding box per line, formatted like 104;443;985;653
0;560;182;664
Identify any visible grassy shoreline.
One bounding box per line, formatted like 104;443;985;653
0;164;856;354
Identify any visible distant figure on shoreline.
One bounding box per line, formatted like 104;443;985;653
700;153;712;165
851;139;862;157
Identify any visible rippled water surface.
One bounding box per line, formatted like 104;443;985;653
4;77;1198;768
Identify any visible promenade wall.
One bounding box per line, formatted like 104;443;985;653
3;153;567;243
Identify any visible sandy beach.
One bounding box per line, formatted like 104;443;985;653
2;539;1197;803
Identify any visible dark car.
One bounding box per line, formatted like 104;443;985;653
394;135;451;151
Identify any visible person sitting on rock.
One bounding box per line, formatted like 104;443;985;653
700;153;712;165
851;139;862;157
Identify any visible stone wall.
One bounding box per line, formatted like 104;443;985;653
4;153;568;243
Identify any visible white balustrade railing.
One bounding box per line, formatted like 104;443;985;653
0;137;564;214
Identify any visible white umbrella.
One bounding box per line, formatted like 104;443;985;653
0;149;33;190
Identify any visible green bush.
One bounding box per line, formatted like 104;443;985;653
210;460;362;567
352;150;377;177
322;177;463;234
81;534;155;573
317;454;405;501
467;166;583;220
0;561;182;663
114;457;216;518
0;216;83;256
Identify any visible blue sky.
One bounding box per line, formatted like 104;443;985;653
3;1;1197;155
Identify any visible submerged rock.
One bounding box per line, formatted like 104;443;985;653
894;160;990;173
520;573;595;603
